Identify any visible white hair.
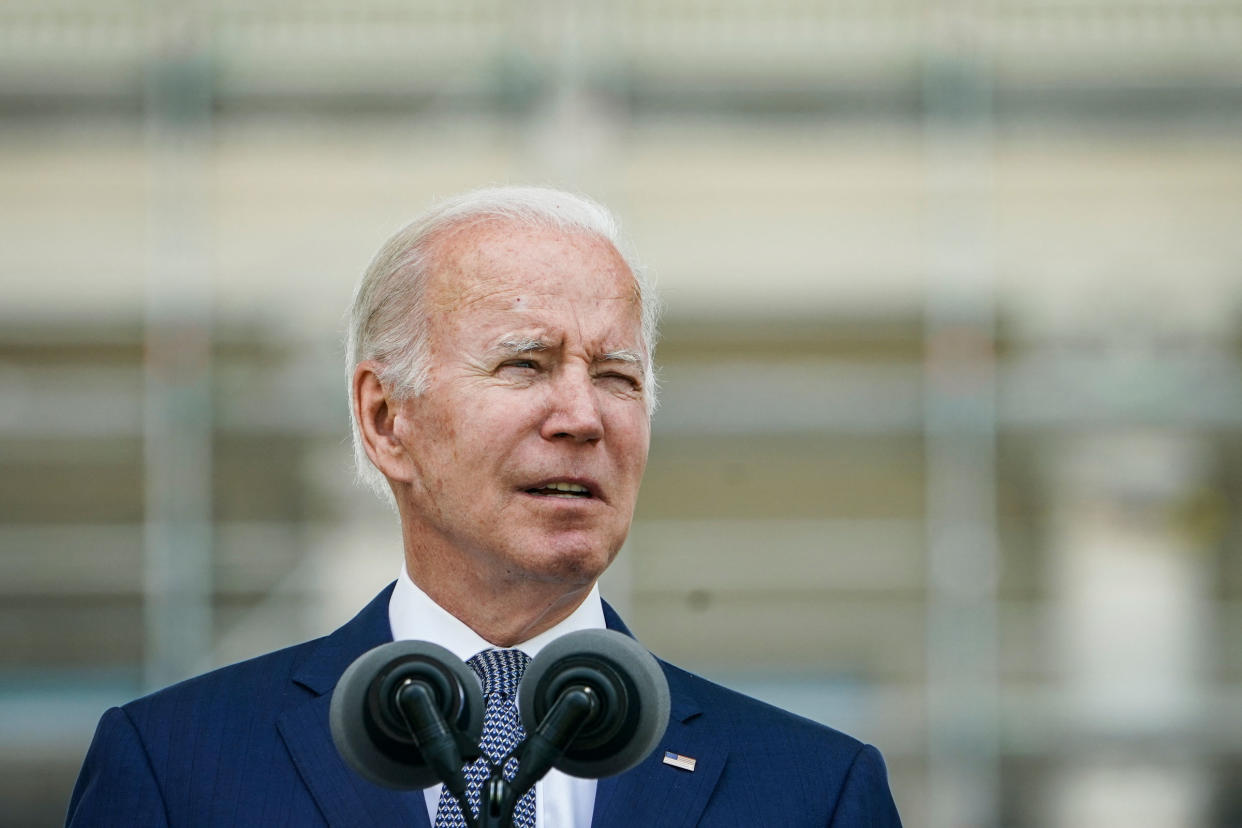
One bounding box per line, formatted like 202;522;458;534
346;185;660;503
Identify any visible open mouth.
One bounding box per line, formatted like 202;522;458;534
526;482;594;499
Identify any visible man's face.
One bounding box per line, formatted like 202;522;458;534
389;220;651;591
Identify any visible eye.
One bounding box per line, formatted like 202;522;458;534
497;358;542;377
597;371;641;390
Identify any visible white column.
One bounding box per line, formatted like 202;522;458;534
142;0;215;690
1044;430;1211;828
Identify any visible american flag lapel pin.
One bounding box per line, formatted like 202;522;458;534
662;750;697;772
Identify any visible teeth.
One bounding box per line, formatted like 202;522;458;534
546;482;588;493
530;481;591;497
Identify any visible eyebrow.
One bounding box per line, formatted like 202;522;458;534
495;339;646;371
598;349;644;369
496;338;548;355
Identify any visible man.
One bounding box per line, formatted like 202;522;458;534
67;186;901;826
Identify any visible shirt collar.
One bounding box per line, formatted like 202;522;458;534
388;562;605;663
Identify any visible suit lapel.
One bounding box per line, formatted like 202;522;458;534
279;693;430;828
277;584;432;828
276;589;722;828
594;604;727;828
591;691;726;828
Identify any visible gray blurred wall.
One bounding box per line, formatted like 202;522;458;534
3;2;1242;826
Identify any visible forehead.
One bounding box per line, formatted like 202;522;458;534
423;219;641;334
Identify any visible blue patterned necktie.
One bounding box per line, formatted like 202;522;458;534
434;649;535;828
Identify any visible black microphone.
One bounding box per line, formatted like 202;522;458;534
330;640;484;791
511;629;670;794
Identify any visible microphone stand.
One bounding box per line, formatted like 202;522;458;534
393;678;472;802
473;685;600;828
332;632;666;827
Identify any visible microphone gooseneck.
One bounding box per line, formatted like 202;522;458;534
516;628;671;781
393;677;469;798
329;628;671;828
329;640;484;791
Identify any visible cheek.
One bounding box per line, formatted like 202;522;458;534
439;421;461;461
612;415;650;482
396;398;467;482
440;395;523;471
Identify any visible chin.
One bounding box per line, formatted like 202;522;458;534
513;538;617;586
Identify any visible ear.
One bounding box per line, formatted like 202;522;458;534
352;361;414;483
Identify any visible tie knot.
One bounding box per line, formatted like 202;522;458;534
468;648;529;698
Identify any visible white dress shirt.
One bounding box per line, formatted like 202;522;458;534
388;564;603;828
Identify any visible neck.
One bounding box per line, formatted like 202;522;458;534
402;550;596;647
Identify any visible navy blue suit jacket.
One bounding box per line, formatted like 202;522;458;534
68;585;901;826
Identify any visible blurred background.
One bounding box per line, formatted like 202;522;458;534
2;1;1242;825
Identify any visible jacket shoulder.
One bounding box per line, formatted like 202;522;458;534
654;659;902;825
660;658;865;753
69;637;338;828
123;581;395;724
123;636;325;725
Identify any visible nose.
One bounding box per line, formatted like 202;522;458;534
541;366;604;443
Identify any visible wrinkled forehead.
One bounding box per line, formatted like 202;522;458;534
421;217;641;313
